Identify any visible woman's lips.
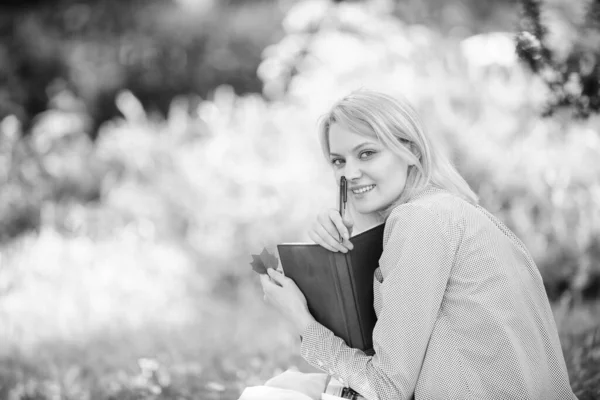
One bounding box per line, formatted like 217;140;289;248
351;184;376;195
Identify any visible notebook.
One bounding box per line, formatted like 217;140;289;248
277;224;384;352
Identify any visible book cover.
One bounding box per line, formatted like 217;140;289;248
277;224;384;352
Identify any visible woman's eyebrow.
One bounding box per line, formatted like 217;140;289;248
329;142;375;157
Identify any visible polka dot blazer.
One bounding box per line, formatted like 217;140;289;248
300;186;577;400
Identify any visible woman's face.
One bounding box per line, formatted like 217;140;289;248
328;123;411;214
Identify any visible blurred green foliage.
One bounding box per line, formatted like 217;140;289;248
0;0;599;399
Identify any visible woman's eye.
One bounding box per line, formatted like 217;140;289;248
360;150;375;159
331;158;344;166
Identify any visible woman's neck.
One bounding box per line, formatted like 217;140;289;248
349;204;385;236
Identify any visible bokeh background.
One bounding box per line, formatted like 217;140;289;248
0;0;599;399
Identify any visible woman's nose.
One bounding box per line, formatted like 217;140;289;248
344;159;362;180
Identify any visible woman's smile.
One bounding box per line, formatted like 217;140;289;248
351;184;376;196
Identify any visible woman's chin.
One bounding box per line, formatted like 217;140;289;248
355;200;393;216
354;203;380;215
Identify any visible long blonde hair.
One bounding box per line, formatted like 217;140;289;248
317;89;478;217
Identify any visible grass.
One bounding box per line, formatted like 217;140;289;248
1;272;599;399
0;286;310;400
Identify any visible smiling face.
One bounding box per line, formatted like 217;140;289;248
328;123;412;215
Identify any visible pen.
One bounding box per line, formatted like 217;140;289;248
339;176;347;242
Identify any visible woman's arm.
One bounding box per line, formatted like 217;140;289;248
299;204;454;400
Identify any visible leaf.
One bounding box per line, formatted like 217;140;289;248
250;254;267;275
250;247;279;275
259;247;279;270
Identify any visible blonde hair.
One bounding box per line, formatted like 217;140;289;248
317;89;478;217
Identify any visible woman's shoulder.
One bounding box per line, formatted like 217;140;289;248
380;189;465;266
388;187;513;246
384;186;473;242
388;187;464;222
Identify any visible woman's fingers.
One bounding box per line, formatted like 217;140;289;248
328;209;351;241
308;208;354;253
342;214;354;238
267;268;286;286
317;211;344;240
260;273;278;303
259;273;270;289
340;236;354;251
308;229;339;253
314;224;349;253
323;210;353;250
328;210;354;250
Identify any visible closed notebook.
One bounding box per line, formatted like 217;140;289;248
277;224;384;352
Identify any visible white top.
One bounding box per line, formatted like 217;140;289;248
300;186;577;400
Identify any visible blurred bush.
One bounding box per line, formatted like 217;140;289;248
0;0;285;135
516;0;600;118
0;0;526;138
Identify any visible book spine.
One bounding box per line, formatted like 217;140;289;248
333;253;361;349
331;252;353;347
344;254;367;351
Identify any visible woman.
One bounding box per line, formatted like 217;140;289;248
260;90;577;399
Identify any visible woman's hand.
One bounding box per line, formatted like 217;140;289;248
308;208;354;253
260;269;316;335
